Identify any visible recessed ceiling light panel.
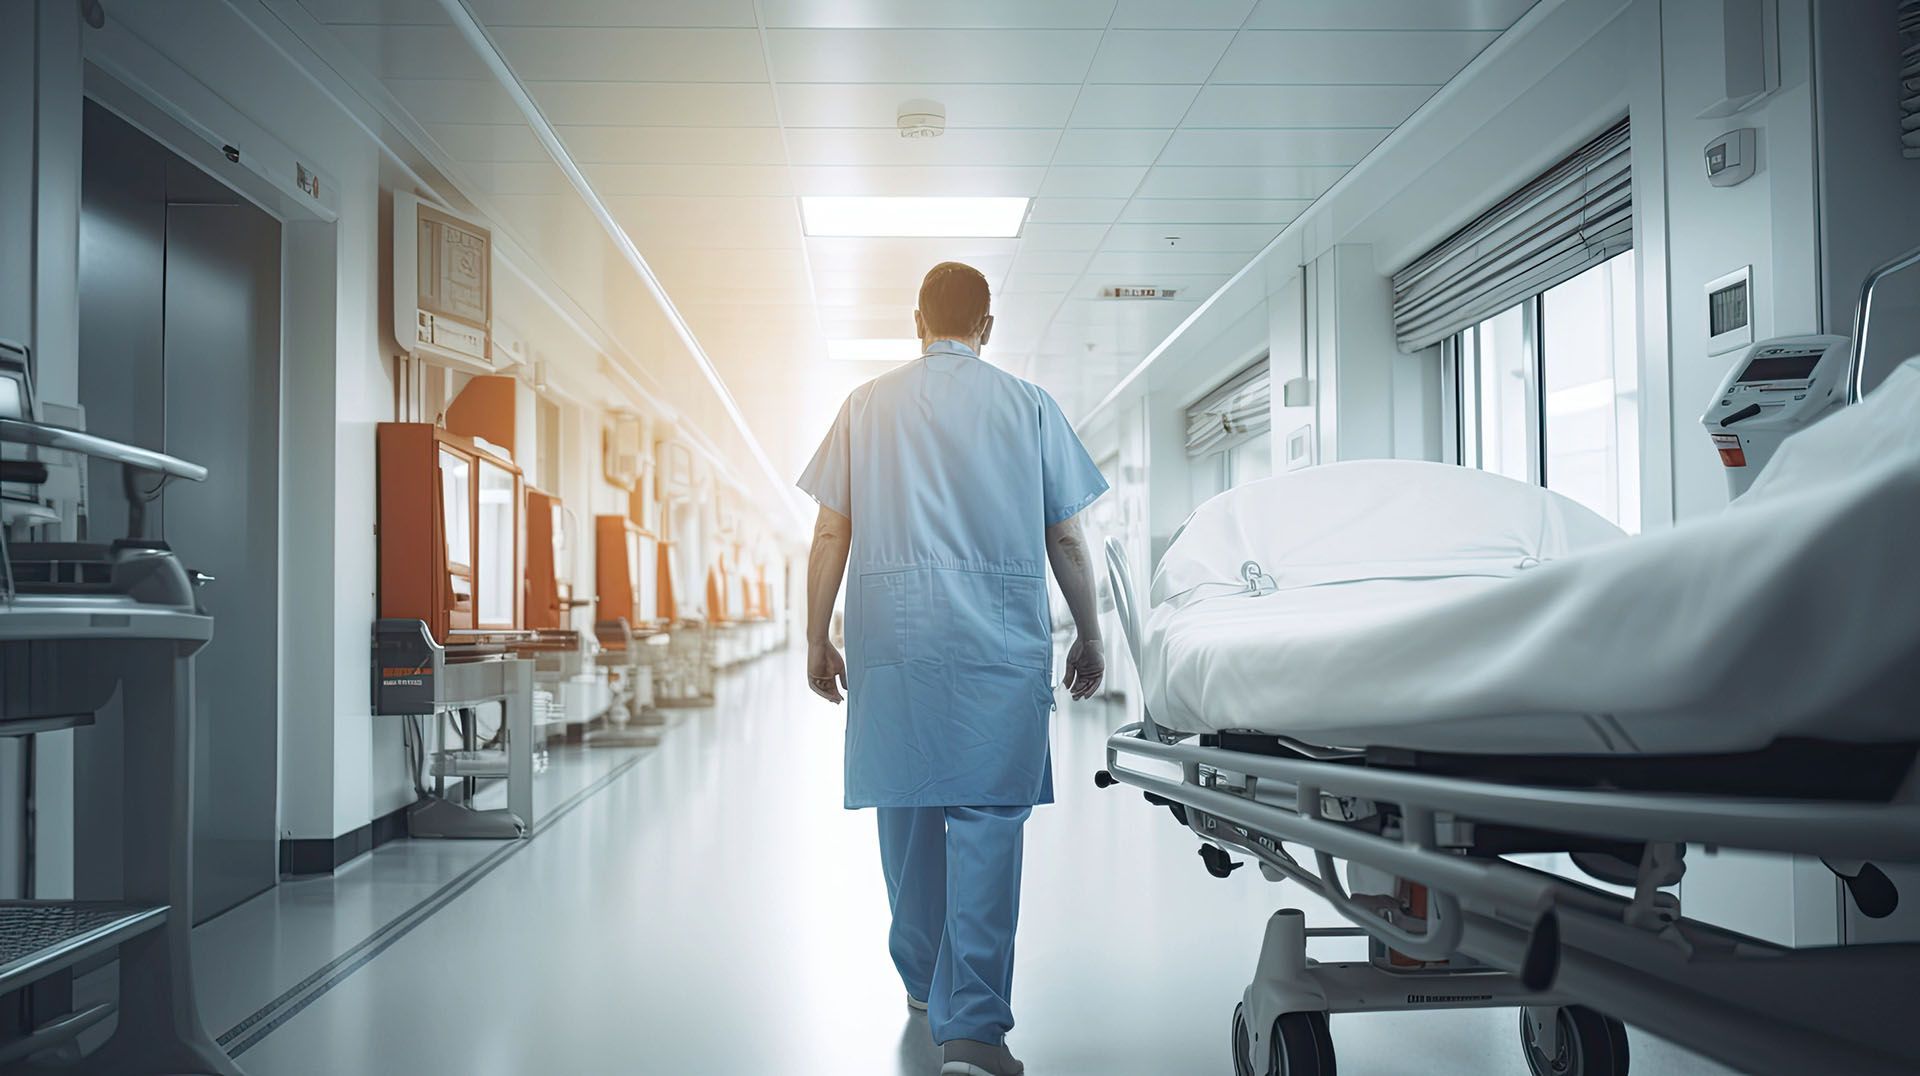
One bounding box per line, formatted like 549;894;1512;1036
801;196;1029;239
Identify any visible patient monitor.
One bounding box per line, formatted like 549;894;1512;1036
1702;334;1849;499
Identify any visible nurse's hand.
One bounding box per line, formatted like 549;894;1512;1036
1063;637;1104;701
808;642;848;704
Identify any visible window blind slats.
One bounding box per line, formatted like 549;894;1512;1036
1184;356;1271;457
1392;119;1632;351
1903;1;1920;156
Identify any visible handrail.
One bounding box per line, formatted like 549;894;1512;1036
0;418;207;482
1847;242;1920;404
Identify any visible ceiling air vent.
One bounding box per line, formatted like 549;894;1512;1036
1104;285;1180;300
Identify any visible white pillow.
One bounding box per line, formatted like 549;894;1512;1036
1151;459;1626;607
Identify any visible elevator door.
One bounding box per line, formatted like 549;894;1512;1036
77;101;281;924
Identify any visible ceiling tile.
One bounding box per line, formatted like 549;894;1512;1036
1213;30;1501;84
765;29;1101;84
470;0;759;25
428;124;793;165
1001;271;1084;293
426;123;545;162
775;84;1081;128
1016;223;1112;251
783;128;1061;167
1101;222;1280;252
528;82;778;126
606;196;801;249
582;163;793;197
1086;30;1236;82
1118;198;1309;223
493;28;767;82
1182;84;1437;128
1109;0;1256;29
1068;84;1203;128
789;165;1047;196
454;161;573;195
760;0;1116;29
1244;0;1537;30
1038;166;1149;198
1051;128;1174;166
1027;197;1128;223
328;26;497;79
1135;165;1346;199
304;0;764;25
384;79;524;123
1010;249;1097;275
560;126;788;165
1158;128;1388;167
1087;249;1255;275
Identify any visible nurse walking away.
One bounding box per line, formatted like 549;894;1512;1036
799;262;1110;1076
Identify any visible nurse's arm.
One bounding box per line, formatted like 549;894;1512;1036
805;505;852;703
1044;514;1105;700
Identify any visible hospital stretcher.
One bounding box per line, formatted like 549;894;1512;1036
1094;359;1920;1073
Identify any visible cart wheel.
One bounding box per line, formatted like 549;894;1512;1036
1235;1004;1336;1075
1520;1005;1630;1075
1232;1004;1255;1076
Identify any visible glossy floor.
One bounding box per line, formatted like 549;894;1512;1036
203;649;1732;1075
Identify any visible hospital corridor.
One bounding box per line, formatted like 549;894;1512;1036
1;2;1918;1075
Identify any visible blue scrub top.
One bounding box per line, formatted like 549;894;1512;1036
798;340;1109;809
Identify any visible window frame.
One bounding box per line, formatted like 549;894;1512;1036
1445;249;1639;529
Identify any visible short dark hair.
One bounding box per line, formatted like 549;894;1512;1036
918;262;991;337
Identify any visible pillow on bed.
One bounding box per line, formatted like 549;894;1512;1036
1151;459;1625;607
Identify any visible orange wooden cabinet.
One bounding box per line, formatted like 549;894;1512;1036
524;487;569;631
377;422;523;644
595;515;659;637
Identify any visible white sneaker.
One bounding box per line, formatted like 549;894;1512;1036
940;1039;1023;1076
907;994;928;1012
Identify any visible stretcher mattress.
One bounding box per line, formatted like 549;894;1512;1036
1142;358;1920;755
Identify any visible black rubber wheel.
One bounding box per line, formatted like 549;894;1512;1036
1235;1004;1336;1076
1520;1005;1630;1075
1232;1003;1256;1076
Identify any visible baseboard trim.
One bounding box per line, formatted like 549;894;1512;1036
278;803;411;877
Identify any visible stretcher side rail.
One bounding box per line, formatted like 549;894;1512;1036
1104;726;1920;1075
1106;728;1920;863
1105;722;1920;1076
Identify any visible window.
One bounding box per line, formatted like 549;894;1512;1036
1185;355;1272;509
1451;251;1640;531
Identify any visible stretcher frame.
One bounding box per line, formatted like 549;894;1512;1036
1099;536;1920;1076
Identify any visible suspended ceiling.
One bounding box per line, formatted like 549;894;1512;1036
289;0;1537;483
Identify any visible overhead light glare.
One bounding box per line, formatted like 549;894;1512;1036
826;338;922;363
802;196;1029;238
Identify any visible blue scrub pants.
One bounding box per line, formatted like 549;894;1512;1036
876;805;1031;1045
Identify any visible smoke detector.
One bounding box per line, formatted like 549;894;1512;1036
898;99;946;140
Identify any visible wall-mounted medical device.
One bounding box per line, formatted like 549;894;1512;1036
1705;128;1757;186
1704;265;1753;355
596;513;660;634
393;192;493;371
1701;334;1848;498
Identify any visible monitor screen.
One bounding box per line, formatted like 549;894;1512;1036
1737;353;1820;383
0;375;24;419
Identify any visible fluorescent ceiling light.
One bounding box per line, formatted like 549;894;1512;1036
826;339;922;363
802;196;1029;238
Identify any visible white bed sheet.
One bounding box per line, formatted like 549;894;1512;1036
1142;359;1920;756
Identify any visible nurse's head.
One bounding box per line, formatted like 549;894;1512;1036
915;261;994;352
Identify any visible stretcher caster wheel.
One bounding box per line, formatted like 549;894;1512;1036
1520;1005;1629;1075
1094;769;1116;788
1234;1003;1335;1075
